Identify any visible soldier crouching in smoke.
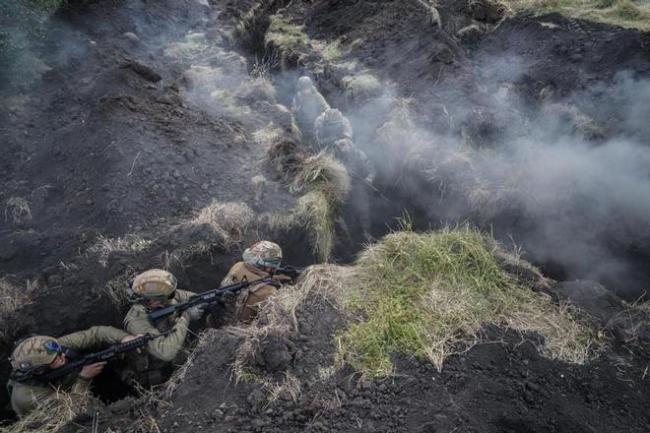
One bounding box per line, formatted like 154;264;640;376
314;108;376;238
314;108;375;184
292;76;330;142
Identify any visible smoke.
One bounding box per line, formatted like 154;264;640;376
344;60;650;298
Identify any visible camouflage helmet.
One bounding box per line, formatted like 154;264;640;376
242;241;283;269
131;269;177;300
297;76;314;91
10;336;62;372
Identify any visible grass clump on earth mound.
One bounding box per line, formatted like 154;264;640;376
290;152;350;262
502;0;650;31
265;15;310;51
337;225;596;377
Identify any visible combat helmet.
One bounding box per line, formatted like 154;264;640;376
10;336;62;375
129;269;178;302
297;76;314;91
243;241;283;269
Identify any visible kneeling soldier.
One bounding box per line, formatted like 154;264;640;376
221;241;289;323
123;269;203;386
8;327;136;417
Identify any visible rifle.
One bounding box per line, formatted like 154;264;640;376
275;265;306;280
32;333;167;382
148;277;273;322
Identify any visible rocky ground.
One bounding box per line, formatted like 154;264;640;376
1;0;649;430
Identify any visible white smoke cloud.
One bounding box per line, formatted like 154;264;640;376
343;61;650;297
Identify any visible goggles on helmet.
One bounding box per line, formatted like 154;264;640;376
43;340;61;355
142;291;176;303
258;257;282;269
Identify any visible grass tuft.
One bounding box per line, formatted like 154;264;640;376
290;153;350;261
3;387;92;433
292;152;351;204
265;15;310;50
88;235;152;267
337;226;597;376
1;278;34;341
502;0;650;30
4;197;32;225
191;200;255;246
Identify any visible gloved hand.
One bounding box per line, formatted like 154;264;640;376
186;305;205;321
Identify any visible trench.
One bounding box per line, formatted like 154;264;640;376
2;0;650;425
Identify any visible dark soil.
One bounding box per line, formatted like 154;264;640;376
0;0;313;419
1;0;650;430
66;293;650;433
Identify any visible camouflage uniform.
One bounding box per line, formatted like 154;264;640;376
314;108;375;183
291;76;330;140
122;270;197;387
221;241;286;323
8;327;128;417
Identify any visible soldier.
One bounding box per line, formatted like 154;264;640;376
123;269;204;386
291;76;330;140
8;327;137;417
220;241;289;323
314;108;375;183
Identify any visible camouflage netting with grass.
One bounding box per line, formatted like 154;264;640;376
335;225;597;377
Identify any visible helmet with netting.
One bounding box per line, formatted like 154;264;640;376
242;241;283;269
10;335;62;373
130;269;177;301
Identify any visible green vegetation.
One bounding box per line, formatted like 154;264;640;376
502;0;650;31
337;226;596;377
321;39;343;62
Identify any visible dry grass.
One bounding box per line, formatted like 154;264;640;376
88;235;152;267
190;200;255;247
0;278;34;341
162;334;210;400
336;226;597;377
4;197;32;225
294;192;335;262
265;15;310;50
341;73;383;102
2;388;92;433
291;152;351;203
289;153;350;261
0;278;32;315
253;123;284;147
250;53;280;79
502;0;650;30
102;268;138;307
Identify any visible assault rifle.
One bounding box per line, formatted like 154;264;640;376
275;265;306;280
147;265;306;322
148;277;273;322
33;333;167;382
